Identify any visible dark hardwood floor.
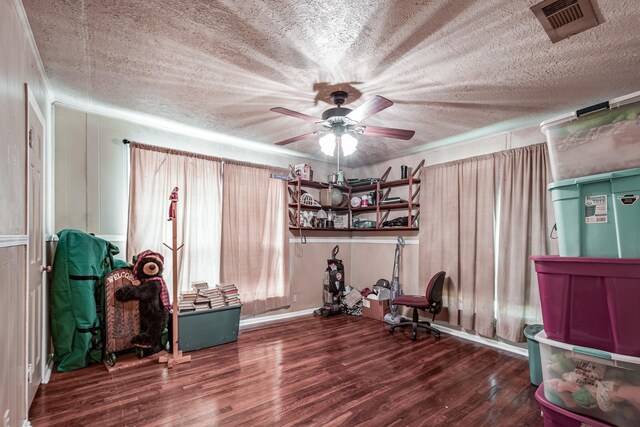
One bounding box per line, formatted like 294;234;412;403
29;315;543;426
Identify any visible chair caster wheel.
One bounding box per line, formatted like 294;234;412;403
411;332;417;341
135;347;145;359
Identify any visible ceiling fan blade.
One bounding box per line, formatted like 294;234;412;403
361;125;415;140
271;107;320;123
274;132;319;146
346;95;394;123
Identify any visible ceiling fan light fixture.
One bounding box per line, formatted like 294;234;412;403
272;91;415;151
340;134;358;156
319;133;336;156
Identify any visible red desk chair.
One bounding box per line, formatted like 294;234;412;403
389;271;446;341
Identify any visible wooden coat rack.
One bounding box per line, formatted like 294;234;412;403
159;187;191;368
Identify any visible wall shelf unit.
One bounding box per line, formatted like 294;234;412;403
288;160;423;233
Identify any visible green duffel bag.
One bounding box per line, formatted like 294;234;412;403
50;229;124;372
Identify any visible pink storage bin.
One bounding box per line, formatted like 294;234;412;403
530;256;640;357
535;385;614;427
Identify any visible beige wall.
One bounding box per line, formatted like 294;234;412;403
288;240;352;311
1;0;53;423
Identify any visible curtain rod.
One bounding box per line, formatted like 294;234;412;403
122;138;289;175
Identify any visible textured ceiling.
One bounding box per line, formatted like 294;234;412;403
22;0;640;166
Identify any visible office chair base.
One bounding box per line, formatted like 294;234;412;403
389;320;440;341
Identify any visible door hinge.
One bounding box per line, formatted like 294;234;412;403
27;363;34;383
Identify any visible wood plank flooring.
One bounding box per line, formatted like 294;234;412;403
29;315;543;426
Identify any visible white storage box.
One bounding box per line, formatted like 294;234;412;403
541;91;640;181
536;330;640;427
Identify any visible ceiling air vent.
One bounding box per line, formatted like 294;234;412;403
531;0;600;43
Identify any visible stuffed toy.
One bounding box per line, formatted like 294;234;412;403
115;250;170;355
544;350;640;424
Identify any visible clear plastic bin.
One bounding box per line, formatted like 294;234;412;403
541;91;640;181
536;330;640;427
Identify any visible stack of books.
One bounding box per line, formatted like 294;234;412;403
192;282;209;292
178;291;197;312
220;284;241;306
191;281;211;311
178;283;242;311
193;293;211;311
201;287;225;309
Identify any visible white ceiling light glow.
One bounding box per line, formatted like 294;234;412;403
319;133;358;156
340;134;358;156
319;133;336;155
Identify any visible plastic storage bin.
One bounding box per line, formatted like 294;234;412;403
531;256;640;357
535;385;614;427
178;305;241;352
536;330;640;427
541;91;640;181
524;324;545;386
548;168;640;258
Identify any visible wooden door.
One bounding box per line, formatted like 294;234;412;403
26;86;45;406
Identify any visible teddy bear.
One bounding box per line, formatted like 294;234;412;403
115;250;170;355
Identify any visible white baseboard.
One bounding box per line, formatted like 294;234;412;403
240;308;529;357
239;308;316;328
238;309;528;358
42;357;53;384
433;323;528;357
22;419;32;427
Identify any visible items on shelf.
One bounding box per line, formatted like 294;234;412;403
293;163;313;180
288;160;424;231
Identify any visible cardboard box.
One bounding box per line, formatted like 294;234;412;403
319;188;346;206
361;298;389;321
319;188;335;206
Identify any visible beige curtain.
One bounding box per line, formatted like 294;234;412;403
420;154;497;337
221;163;289;316
495;144;557;342
127;144;222;301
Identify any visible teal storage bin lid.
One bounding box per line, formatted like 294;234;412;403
524;324;544;340
548;167;640;191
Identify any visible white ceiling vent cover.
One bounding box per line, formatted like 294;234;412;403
531;0;600;43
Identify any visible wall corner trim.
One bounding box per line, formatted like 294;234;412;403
11;0;55;101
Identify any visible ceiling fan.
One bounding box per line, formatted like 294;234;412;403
271;91;415;155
